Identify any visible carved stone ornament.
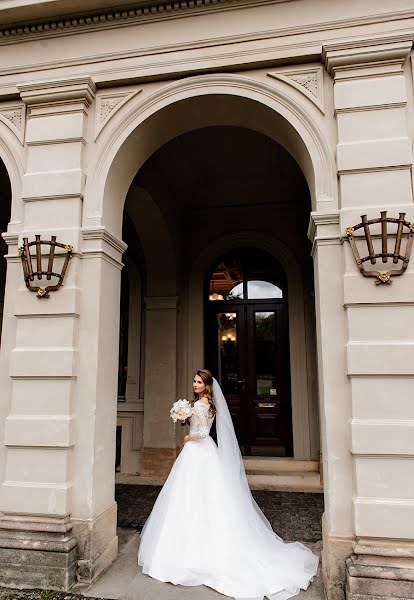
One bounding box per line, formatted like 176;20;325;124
0;105;25;142
18;235;73;298
267;67;324;113
345;212;414;284
95;90;140;139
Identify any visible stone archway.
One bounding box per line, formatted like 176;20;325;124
74;72;339;583
84;73;337;237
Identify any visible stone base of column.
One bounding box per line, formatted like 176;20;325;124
322;515;354;600
346;540;414;600
0;515;78;591
73;502;118;584
141;447;179;477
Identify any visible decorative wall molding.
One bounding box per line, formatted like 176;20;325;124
18;76;96;107
308;210;340;246
81;226;128;255
1;232;19;247
95;90;140;140
0;104;25;143
323;34;413;78
0;3;413;51
267;66;324;113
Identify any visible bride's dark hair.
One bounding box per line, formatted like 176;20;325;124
193;369;216;416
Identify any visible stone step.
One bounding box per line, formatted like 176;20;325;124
246;471;322;492
243;457;319;473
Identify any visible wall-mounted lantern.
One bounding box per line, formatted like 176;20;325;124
345;212;414;284
18;235;73;298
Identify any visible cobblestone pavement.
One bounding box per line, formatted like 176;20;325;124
115;484;324;542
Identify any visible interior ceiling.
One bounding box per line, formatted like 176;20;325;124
132;125;309;211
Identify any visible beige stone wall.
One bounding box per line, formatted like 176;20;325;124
0;0;413;596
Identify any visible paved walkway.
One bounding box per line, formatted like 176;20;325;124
83;529;324;600
79;486;325;600
115;485;324;543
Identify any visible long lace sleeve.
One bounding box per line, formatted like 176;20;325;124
189;402;214;440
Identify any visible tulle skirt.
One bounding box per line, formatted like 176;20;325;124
137;436;319;600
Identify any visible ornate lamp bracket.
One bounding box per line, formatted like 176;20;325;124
17;235;73;298
345;212;414;285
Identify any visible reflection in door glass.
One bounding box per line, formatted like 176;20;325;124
217;312;238;395
255;312;277;397
209;254;243;301
247;280;283;299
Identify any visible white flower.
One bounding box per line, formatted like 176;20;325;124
170;398;193;422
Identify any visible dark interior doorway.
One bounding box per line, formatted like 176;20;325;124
205;248;293;457
0;159;11;346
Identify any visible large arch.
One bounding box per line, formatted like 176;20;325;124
84;73;337;237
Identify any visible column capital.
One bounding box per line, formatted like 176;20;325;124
17;76;96;107
323;34;413;78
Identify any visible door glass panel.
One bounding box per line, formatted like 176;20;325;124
247;280;283;299
209;254;243;300
217;312;239;395
255;311;277;397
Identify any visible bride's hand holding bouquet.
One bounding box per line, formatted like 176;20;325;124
170;399;192;426
170;399;193;445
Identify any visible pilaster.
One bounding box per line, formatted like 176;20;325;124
309;211;354;600
0;77;95;590
141;295;179;477
323;35;414;600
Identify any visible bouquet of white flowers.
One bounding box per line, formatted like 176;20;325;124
170;399;193;424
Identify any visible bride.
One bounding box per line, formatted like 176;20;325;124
137;369;319;600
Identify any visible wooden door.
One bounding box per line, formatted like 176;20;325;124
205;299;292;456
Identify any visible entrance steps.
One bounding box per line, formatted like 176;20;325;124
243;457;322;492
116;457;322;493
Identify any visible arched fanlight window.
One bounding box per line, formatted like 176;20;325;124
208;249;285;301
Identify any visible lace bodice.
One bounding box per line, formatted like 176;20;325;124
189;400;215;440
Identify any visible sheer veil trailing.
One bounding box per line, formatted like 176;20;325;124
213;377;277;533
137;377;319;600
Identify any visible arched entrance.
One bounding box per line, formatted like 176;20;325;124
111;120;319;475
205;248;292;457
75;74;339;582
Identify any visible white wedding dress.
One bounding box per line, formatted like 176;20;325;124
138;391;319;600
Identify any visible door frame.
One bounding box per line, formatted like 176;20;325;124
204;287;293;456
185;232;319;461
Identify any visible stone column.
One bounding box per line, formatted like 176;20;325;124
141;296;179;477
0;77;95;590
117;258;144;474
324;36;414;600
74;226;126;583
308;212;354;600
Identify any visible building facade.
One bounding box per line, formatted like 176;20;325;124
0;1;414;598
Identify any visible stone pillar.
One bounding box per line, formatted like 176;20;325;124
74;226;126;583
141;296;179;477
324;36;414;600
309;212;355;600
117;258;144;474
0;77;95;590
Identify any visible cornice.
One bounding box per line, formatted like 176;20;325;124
0;2;414;47
308;210;340;243
1;232;19;246
323;33;413;77
18;76;96;106
82;226;128;254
